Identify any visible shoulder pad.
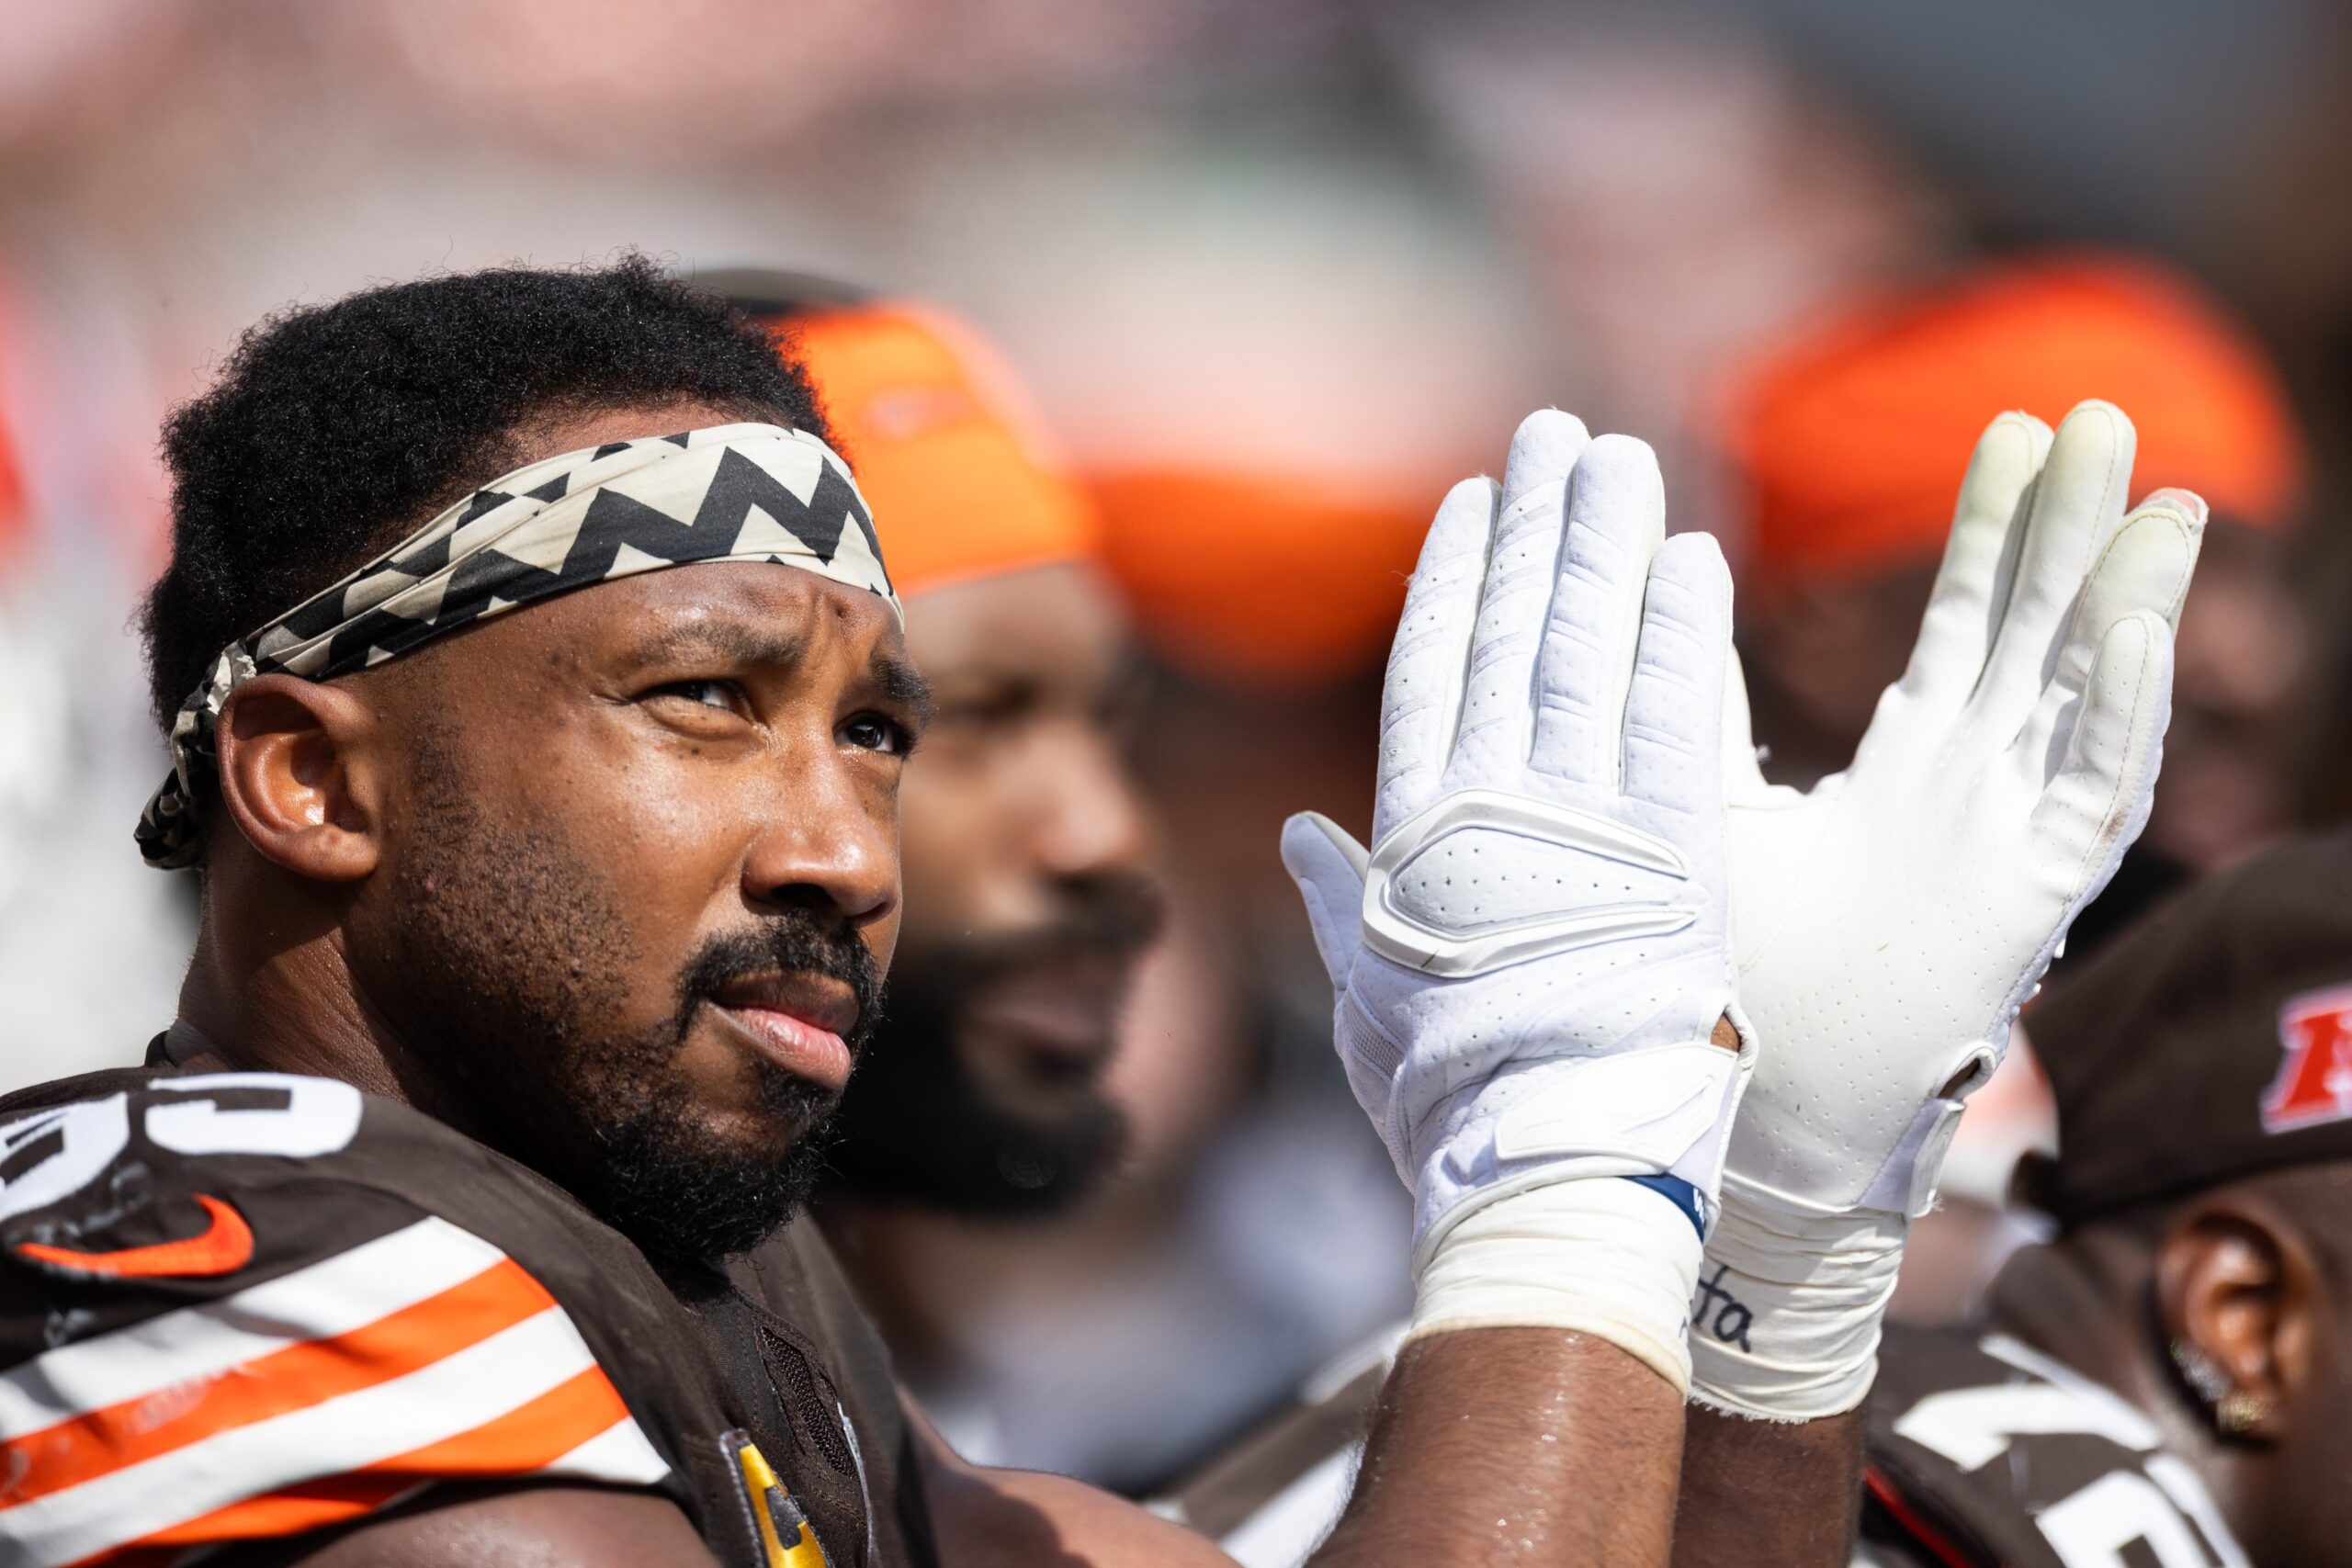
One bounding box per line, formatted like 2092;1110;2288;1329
1865;1324;2248;1568
0;1072;673;1566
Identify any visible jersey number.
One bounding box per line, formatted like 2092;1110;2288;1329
0;1074;363;1222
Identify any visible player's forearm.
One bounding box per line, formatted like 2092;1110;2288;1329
1284;414;1743;1565
1670;1405;1861;1568
1310;1328;1684;1568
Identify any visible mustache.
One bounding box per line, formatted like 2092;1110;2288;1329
932;874;1167;987
675;913;886;1055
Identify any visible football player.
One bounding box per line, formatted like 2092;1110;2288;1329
0;255;1986;1566
1861;829;2352;1568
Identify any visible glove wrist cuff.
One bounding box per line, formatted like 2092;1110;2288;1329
1686;1185;1905;1420
1408;1033;1750;1267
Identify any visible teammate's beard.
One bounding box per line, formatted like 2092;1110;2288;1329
377;733;880;1260
820;886;1158;1218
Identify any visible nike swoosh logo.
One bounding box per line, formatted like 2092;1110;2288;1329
16;1193;254;1279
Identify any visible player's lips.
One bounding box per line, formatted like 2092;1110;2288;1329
707;974;860;1091
964;958;1128;1076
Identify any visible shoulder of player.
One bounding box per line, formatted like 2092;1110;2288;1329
1866;1320;2165;1470
0;1066;699;1382
0;1067;696;1568
1863;1321;2244;1568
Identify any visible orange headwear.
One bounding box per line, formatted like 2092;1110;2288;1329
1086;470;1432;685
1727;254;2307;587
771;301;1097;600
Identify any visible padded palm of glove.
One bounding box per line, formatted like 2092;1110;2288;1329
1283;411;1752;1264
1723;401;2205;1217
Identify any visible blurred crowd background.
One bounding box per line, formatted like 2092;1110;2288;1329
3;0;2350;1504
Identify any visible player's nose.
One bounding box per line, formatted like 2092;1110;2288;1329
1029;723;1152;886
740;754;899;926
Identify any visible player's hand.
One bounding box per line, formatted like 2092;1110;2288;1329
1724;400;2200;1215
1693;400;2204;1417
1282;410;1753;1269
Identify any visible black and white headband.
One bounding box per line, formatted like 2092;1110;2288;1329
138;422;899;870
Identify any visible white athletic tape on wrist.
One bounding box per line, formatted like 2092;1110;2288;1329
1362;788;1699;976
1407;1178;1703;1395
1686;1183;1905;1420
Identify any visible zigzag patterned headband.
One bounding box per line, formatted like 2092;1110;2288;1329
138;422;899;870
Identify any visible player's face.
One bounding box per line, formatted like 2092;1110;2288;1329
2245;1197;2352;1567
1737;558;1940;776
340;412;926;1256
2145;520;2312;869
1747;524;2312;868
822;562;1161;1213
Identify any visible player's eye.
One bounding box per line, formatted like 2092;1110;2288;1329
1096;660;1154;741
842;713;914;757
931;676;1038;735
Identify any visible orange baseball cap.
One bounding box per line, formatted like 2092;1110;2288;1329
1726;254;2307;587
756;299;1098;600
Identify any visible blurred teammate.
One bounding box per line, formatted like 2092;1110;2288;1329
0;256;1950;1567
1862;830;2352;1568
1727;254;2310;891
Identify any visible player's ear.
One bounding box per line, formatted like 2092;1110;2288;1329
213;673;384;882
2154;1196;2324;1443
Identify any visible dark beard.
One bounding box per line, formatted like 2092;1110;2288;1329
820;886;1159;1219
375;734;881;1261
579;926;881;1257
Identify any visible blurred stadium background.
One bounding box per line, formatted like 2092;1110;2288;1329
2;0;2347;1501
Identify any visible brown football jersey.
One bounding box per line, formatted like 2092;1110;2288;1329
0;1063;938;1568
1861;1323;2247;1568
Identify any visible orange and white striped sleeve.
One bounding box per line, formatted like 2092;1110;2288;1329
0;1214;672;1567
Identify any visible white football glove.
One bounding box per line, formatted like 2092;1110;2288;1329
1283;411;1753;1389
1691;401;2206;1417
